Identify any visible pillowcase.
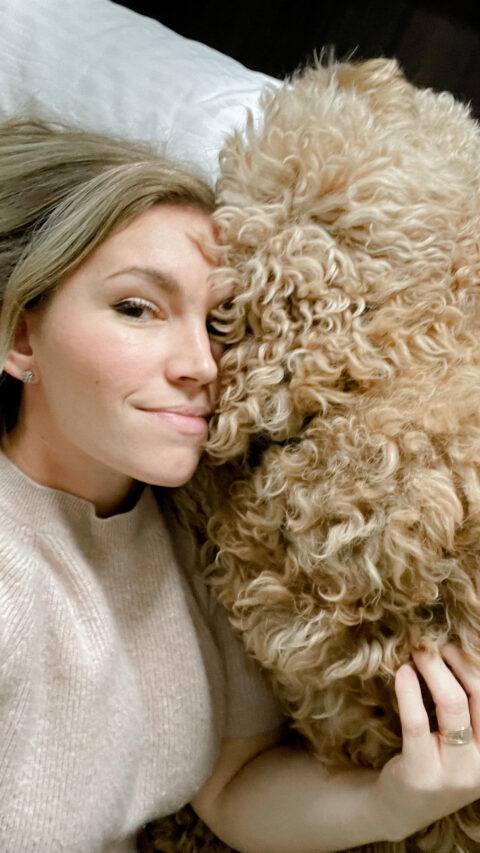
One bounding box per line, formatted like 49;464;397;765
0;0;276;183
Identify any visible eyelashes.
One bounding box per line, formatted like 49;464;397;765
113;299;224;339
113;298;159;321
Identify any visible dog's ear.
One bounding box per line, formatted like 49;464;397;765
334;57;412;106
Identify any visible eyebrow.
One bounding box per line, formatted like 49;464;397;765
106;266;181;295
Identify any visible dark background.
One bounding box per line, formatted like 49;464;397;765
113;1;480;116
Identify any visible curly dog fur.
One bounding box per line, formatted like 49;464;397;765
148;58;480;852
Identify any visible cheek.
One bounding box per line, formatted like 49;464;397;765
40;322;136;398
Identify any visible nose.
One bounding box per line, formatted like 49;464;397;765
165;322;218;388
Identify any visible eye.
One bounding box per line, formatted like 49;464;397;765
113;298;160;321
206;316;228;339
206;297;234;339
206;318;219;336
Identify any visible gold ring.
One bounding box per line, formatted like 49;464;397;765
439;726;473;746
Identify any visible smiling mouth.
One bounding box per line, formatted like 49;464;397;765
138;408;210;436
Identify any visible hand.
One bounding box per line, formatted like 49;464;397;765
374;644;480;843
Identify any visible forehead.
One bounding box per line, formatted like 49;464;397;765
54;204;231;307
66;204;214;279
103;204;216;262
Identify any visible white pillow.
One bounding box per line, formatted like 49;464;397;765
0;0;276;183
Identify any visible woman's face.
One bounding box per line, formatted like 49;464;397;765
7;205;229;502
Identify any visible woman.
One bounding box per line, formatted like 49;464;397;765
1;119;480;853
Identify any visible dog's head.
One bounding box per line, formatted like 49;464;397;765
198;59;480;653
208;57;480;458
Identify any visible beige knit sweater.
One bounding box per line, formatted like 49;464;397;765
0;450;282;852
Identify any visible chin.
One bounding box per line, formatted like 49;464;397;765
139;453;201;489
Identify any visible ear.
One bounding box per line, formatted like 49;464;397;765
3;313;35;381
334;57;411;105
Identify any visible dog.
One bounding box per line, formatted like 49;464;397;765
148;57;480;852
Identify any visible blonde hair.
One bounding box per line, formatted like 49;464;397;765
0;119;214;433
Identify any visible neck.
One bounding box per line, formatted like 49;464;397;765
2;421;143;518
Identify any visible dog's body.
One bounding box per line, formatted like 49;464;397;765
147;59;480;852
191;59;480;852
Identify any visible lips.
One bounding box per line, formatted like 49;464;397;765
138;406;211;436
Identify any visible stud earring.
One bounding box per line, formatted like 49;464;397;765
21;370;34;384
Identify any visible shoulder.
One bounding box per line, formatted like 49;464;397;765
0;515;37;612
0;520;39;708
0;498;47;668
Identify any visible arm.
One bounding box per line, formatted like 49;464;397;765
192;644;480;852
193;732;382;852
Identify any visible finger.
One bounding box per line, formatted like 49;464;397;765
441;644;480;738
413;649;471;736
395;663;433;763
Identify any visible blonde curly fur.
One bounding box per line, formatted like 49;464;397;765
178;58;480;852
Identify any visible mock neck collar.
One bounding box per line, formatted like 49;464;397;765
0;447;156;539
